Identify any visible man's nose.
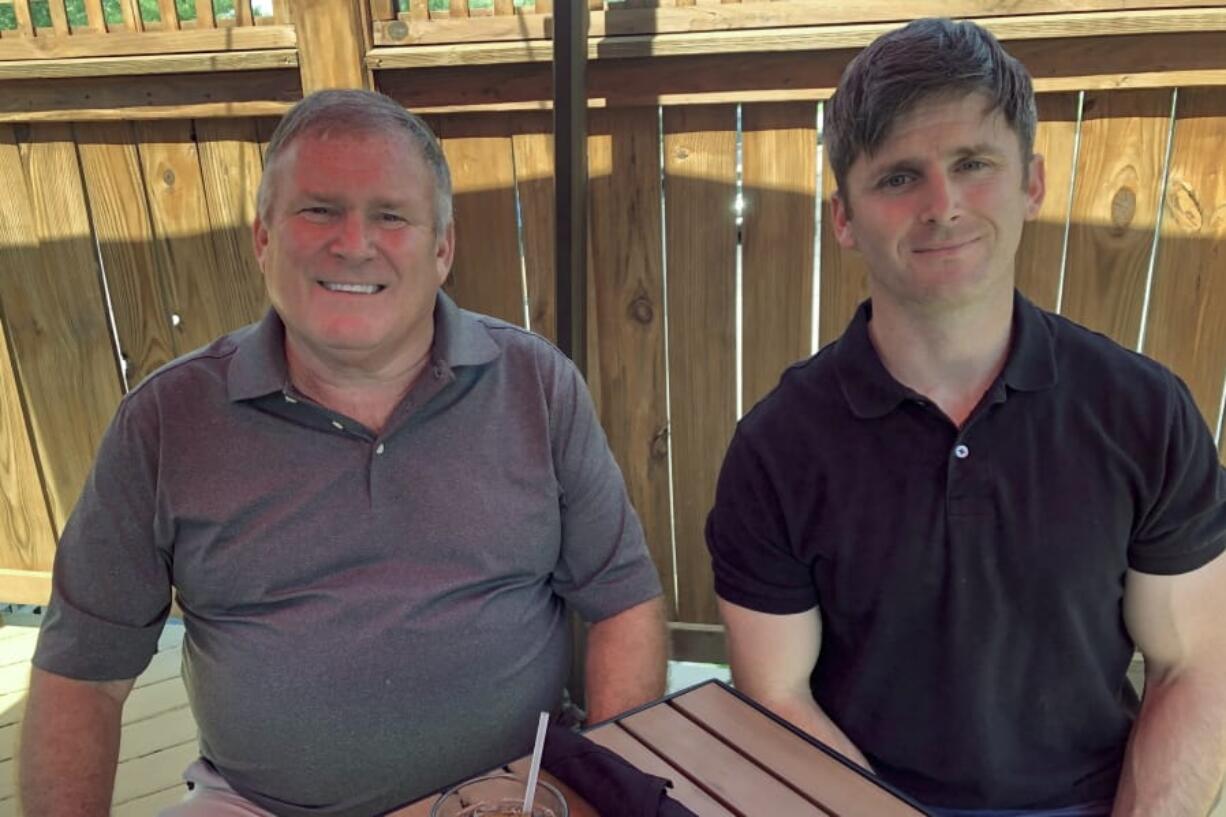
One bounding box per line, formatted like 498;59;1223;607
331;213;376;260
920;174;960;224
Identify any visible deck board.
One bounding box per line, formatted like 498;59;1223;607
0;618;193;816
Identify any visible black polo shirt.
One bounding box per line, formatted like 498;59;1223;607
706;292;1226;810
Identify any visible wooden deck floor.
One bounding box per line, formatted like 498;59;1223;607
0;617;193;817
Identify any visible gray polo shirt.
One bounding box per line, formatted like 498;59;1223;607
35;293;662;816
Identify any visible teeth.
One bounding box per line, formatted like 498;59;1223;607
321;282;382;294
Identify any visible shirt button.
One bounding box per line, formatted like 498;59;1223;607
283;393;298;404
331;420;344;431
954;444;970;459
375;443;385;455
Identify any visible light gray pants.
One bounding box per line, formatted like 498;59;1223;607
157;758;275;816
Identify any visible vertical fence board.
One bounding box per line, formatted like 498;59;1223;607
76;122;179;388
11;0;34;36
195;0;216;28
434;114;526;327
1016;92;1080;312
136;121;238;354
194;118;268;327
510;112;556;343
236;0;256;26
1060;89;1172;347
818;137;869;348
117;0;145;31
1142;88;1226;443
48;0;71;35
156;0;181;29
0;125;123;532
83;0;107;31
587;107;674;612
255;117;279;161
741;102;817;410
663;104;737;624
0;127;59;573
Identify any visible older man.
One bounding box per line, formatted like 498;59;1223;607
21;90;667;817
707;18;1226;817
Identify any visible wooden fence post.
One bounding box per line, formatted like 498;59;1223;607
289;0;373;93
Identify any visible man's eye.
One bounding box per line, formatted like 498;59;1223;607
301;207;332;218
880;174;913;189
379;213;406;224
959;159;989;172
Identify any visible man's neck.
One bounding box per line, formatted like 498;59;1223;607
867;288;1014;428
285;336;434;434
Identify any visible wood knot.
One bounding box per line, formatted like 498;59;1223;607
162;168;176;187
650;424;670;460
674;146;691;161
1110;186;1136;231
628;295;654;325
387;20;408;40
1167;181;1202;231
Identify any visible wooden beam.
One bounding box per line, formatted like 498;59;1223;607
376;30;1226;111
0;24;296;60
290;0;373;91
0;571;53;606
374;0;1226;46
0;49;298;80
0;69;301;122
368;7;1226;68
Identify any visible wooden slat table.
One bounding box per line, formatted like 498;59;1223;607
398;680;930;817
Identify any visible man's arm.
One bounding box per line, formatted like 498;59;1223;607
1113;550;1226;817
583;596;667;724
719;598;873;771
19;667;136;817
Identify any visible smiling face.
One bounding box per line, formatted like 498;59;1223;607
831;92;1045;316
252;128;454;377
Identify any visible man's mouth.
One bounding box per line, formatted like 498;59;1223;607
914;237;980;254
318;281;386;294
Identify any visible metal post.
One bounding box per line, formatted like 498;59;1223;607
554;0;590;718
554;0;589;376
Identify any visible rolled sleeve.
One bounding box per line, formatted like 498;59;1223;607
1129;372;1226;575
34;392;173;681
706;427;818;614
547;359;662;623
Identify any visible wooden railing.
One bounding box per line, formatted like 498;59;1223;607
0;0;292;57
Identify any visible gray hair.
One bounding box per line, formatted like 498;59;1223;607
256;89;453;234
825;18;1037;212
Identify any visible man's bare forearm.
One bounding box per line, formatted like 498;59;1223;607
583;596;667;724
1112;667;1226;817
750;688;874;772
19;667;133;817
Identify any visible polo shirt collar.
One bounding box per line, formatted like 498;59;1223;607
226;291;501;402
835;289;1058;420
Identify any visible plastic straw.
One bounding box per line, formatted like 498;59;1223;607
521;711;550;815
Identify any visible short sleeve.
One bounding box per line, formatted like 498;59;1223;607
33;391;172;681
547;356;663;622
1129;371;1226;575
706;426;818;614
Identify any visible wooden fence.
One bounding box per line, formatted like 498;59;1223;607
1;0;1224;659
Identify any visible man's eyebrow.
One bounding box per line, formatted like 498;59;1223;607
866;143;1008;177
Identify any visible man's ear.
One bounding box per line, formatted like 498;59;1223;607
434;221;456;285
831;191;857;250
1025;153;1047;220
252;214;270;270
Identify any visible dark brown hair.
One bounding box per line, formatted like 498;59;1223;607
825;18;1037;209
